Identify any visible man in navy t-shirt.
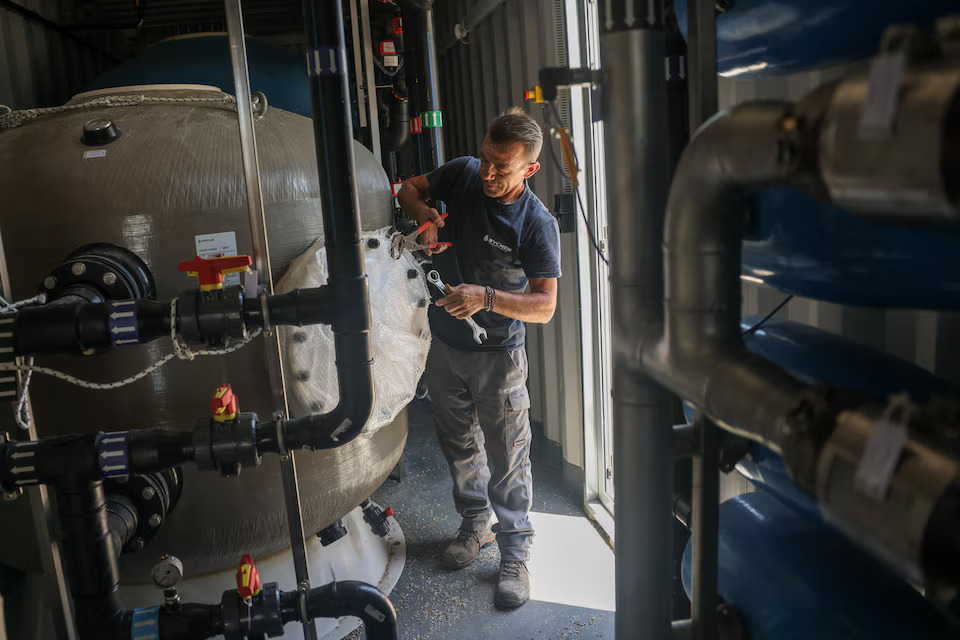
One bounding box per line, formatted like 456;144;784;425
398;107;561;608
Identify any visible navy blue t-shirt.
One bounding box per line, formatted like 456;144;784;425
426;156;562;351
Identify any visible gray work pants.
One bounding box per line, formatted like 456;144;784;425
425;338;534;562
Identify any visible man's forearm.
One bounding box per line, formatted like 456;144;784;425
491;289;556;324
397;181;433;224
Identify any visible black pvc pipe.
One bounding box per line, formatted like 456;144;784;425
55;480;130;638
599;2;676;638
382;93;411;150
303;581;398;640
294;0;374;448
418;5;445;170
105;493;138;558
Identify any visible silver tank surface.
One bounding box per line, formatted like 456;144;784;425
0;86;407;580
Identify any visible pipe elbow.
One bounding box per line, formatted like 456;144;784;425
308;581;397;640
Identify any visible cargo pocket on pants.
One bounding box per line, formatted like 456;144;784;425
507;387;530;412
504;387;531;451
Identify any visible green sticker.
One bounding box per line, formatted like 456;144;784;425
422;110;443;128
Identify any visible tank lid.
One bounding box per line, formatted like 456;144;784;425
82;118;122;146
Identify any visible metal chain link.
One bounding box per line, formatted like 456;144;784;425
0;93;239;129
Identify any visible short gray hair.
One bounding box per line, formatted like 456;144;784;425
487;106;543;161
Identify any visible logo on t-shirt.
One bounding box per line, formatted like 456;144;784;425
482;234;511;253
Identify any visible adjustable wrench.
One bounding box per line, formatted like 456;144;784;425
426;270;488;345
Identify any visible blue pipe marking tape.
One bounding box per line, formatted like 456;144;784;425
96;432;131;478
107;300;141;346
131;606;160;640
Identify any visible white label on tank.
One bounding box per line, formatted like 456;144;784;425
383;55;400;67
194;231;242;288
83;149;107;159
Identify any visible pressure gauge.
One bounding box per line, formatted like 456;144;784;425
151;555;184;590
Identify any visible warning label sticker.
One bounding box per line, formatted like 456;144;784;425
194;231;242;287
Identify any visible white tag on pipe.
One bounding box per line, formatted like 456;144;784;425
859;51;906;140
854;396;910;500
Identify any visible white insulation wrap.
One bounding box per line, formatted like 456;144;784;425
278;228;432;434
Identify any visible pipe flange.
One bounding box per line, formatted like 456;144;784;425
260;582;285;637
104;469;182;552
40;243;156;304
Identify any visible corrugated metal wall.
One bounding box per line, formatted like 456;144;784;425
434;0;569;205
0;1;119;109
433;0;586;467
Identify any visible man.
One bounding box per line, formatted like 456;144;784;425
398;107;561;609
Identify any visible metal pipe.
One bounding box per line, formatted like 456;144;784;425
359;0;383;161
348;0;369;129
223;5;314;638
691;418;720;640
224;0;275;293
599;3;675;638
640;101;811;456
421;4;445;169
686;0;718;129
626;58;960;597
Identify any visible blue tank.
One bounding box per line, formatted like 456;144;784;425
86;34;312;117
681;492;957;640
742;188;960;310
675;0;957;78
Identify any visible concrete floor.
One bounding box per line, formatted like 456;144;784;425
361;398;616;640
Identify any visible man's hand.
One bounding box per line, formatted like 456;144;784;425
419;207;449;256
436;283;485;319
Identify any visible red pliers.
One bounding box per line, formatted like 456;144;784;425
390;213;453;258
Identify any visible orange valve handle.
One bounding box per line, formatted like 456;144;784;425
177;255;252;291
236;553;261;600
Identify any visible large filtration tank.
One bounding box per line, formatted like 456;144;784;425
0;84;407;582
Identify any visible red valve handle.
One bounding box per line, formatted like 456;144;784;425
211;384;238;423
178;255;252;291
236;553;261;601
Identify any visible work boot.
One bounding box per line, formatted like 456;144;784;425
495;560;531;609
442;526;495;569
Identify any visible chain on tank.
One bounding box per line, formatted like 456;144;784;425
0;93;239;129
